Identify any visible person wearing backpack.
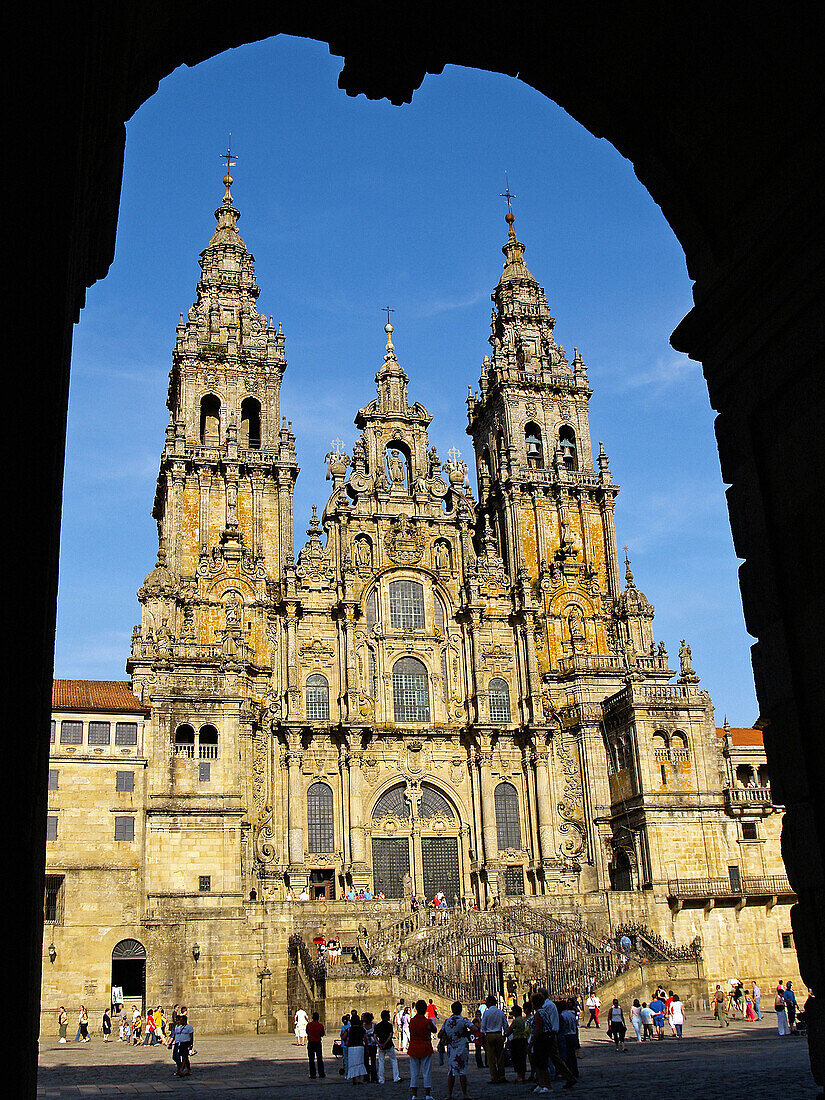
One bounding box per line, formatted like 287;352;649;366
713;985;728;1027
775;983;790;1035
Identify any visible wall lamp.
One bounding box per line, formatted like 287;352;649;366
192;942;201;963
48;942;57;964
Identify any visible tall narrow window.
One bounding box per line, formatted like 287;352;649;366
393;657;430;723
306;674;330;721
116;771;134;792
114;817;135;842
434;595;446;635
47;769;59;791
46;815;58;841
365;589;378;631
174;724;195;758
307;782;334;853
525;423;544;469
389;580;425;631
240;396;261;448
44;875;65;924
494;782;522;850
489;678;511;723
199;394;221;445
441;650;449;702
559;425;578;471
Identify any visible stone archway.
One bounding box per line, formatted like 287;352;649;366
14;6;825;1094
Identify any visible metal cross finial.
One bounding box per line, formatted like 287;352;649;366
220;135;238;175
448;446;462;465
500;172;516;215
623;546;630;566
331;437;344;455
383;306;395;326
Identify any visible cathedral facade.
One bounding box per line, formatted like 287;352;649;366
40;177;799;1032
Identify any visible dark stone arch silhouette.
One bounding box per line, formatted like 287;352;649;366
11;4;824;1092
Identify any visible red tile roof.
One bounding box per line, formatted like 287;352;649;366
716;726;764;747
52;680;147;714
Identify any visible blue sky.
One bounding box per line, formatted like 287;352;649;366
56;34;757;723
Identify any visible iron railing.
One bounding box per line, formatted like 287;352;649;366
667;874;793;898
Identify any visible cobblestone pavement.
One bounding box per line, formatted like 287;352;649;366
38;1016;818;1099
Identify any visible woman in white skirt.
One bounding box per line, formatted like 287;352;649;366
346;1012;367;1083
294;1006;308;1046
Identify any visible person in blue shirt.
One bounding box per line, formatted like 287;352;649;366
783;982;798;1031
648;995;666;1039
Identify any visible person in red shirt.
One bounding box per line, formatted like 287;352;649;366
306;1012;326;1079
408;1000;437;1100
426;1000;438;1020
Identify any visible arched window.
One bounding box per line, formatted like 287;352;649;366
199;394;221;445
670;731;688;757
240;397;261;449
419;786;455;819
389;579;425;631
489;678;511;723
307;782;334;853
393;657;430;723
306;674;330;721
434;594;446;635
652;731;669;759
198;724;218;759
525;423;544;469
372;785;411;819
173;724;195;758
495;782;522;850
559;425;578;471
365;588;378;630
610;848;633;891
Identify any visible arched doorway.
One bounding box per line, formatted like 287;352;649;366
111;939;146;1011
370;782;464;904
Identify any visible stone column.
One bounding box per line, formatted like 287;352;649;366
521;619;541;724
534;745;555;865
599;494;622;601
286;734;304;867
348;749;366;866
478;741;498;864
284;605;299;720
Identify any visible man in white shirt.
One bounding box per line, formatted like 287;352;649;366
480;994;507;1084
585;993;600;1028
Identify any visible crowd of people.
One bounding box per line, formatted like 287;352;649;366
55;1002;197;1076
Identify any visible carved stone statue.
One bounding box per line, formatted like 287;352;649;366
355;538;371;570
679;639;696;678
387;448;406;489
435;541;450;571
568;606;586;650
225;593;242;632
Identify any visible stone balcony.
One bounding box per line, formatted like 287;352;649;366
666;873;795;912
724;784;777;813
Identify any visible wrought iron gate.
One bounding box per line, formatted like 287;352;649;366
421;835;460;903
372;837;410;899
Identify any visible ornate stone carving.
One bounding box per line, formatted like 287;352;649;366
385;514;424;565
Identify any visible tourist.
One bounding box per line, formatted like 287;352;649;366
346;1010;366;1083
734;982;746;1018
559;999;579;1078
78;1005;90;1042
713;985;728;1027
131;1006;142;1044
506;1004;528;1083
307;1011;325;1078
630;999;643;1042
156;1006;166;1042
173;1006;194;1077
299;886;310;901
608;999;627;1051
294;1005;308;1046
640;1002;654;1041
669;994;685;1038
745;991;756;1021
784;981;798;1031
752;980;762;1020
408;999;437;1100
375;1008;401;1084
585;991;600;1028
479;993;507;1084
399;1006;411;1052
438;1001;475;1100
472;1008;485;1068
58;1006;68;1043
775;983;790;1035
649;992;666;1040
426;999;439;1021
340;1015;351;1076
528;991;576;1093
143;1008;156;1045
363;1012;379;1082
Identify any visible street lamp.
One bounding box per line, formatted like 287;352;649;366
192;942;200;963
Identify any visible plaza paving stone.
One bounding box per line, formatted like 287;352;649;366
38;1016;819;1099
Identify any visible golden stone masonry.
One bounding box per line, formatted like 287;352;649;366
40;179;800;1033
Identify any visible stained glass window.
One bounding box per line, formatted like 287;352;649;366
372;785;410;819
389;580;425;631
419;786;454;819
306;674;330;721
489;678;511;723
307;782;334;852
495;782;522;850
393;657;430;723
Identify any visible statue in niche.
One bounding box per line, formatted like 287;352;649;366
435;541;450;571
355;538;372;571
567;606;586;651
225;593;242;632
226;480;238;526
387;449;407;490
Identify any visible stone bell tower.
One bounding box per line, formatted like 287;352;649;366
127;165;298;903
467;207;625;676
